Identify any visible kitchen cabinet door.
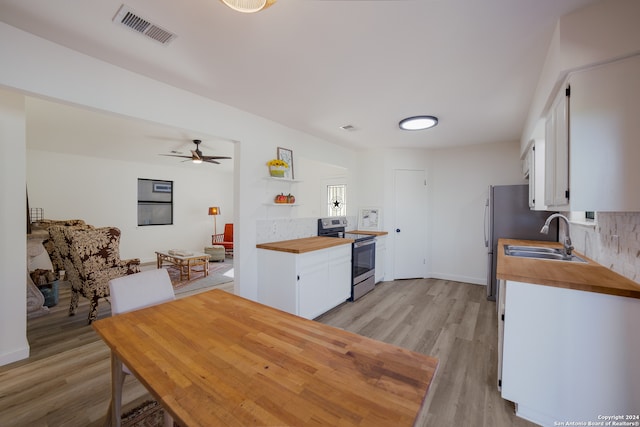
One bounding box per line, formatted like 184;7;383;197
374;235;387;283
569;54;640;210
544;85;570;208
298;251;329;319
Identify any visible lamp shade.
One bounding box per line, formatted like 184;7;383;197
208;207;221;216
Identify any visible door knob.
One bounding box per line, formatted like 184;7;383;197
396;228;401;233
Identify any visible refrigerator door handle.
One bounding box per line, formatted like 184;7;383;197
483;198;489;248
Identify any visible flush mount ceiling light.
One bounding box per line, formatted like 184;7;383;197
399;115;439;131
220;0;276;13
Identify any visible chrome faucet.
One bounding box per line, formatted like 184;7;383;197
540;213;573;256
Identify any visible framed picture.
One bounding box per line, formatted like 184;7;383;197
277;147;294;180
358;207;382;231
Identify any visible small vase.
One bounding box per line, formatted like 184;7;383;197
269;165;287;178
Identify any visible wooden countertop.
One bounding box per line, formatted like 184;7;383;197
497;238;640;299
256;236;353;254
94;289;439;427
348;230;389;236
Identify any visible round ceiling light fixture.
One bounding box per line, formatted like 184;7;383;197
220;0;276;13
399;115;439;131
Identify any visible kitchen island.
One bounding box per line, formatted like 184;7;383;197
496;238;640;426
257;236;353;319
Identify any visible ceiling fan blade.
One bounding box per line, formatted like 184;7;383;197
160;154;192;159
203;159;221;164
201;155;232;160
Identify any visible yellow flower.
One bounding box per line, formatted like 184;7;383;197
267;159;289;168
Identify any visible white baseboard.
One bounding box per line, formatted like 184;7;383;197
428;272;486;286
0;344;30;367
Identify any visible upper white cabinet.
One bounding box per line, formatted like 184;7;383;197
544;54;640;211
525;140;547;211
544;85;570;208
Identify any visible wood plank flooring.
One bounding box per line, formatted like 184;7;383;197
0;278;536;427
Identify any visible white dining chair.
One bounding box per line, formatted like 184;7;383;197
106;268;176;427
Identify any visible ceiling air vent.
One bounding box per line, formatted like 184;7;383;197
113;5;176;45
339;124;357;132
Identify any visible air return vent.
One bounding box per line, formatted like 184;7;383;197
113;5;176;45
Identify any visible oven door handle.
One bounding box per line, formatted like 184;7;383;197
354;239;376;249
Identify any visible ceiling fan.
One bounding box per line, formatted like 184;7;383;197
161;140;231;164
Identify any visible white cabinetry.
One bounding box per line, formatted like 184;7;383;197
525;140;547;211
257;244;351;319
500;280;640;426
544;85;570;208
374;235;386;283
543;54;640;211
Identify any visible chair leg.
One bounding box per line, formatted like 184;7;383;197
87;296;100;324
163;411;174;427
68;290;80;316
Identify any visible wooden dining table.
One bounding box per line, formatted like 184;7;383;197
92;289;438;427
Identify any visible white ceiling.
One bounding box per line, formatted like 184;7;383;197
1;0;599;159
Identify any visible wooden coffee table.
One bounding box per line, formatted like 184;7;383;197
156;250;209;281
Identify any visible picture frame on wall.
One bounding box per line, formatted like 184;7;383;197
277;147;294;180
358;207;382;231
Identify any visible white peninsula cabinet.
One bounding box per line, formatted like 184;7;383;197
499;280;640;426
257;239;351;320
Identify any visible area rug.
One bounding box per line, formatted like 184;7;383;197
121;400;177;427
163;259;234;294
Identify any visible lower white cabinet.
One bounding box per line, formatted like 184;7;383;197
257;244;351;319
374;235;386;283
500;280;640;426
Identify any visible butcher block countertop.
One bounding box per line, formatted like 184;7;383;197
497;238;640;299
256;236;353;254
348;230;389;236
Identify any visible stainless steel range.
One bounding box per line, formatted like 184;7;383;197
318;217;376;301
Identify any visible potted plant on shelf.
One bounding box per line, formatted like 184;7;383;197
267;159;289;178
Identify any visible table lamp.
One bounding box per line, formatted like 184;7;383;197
208;206;220;236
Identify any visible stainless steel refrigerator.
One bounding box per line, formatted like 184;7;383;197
484;185;558;301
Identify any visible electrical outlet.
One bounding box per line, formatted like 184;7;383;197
272;222;277;234
612;234;620;254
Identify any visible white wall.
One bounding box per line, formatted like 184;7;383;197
0;88;29;365
429;141;524;285
0;21;357;365
27;150;234;263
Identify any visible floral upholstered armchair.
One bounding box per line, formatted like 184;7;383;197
42;220;94;276
47;225;140;323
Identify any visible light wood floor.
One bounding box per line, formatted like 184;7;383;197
0;278;536;427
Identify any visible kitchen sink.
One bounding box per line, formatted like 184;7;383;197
504;245;563;254
504;245;587;263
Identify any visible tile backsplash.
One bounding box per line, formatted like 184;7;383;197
256;216;358;244
569;212;640;284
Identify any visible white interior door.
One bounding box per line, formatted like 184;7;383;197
393;169;427;279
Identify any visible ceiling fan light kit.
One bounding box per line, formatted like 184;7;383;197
220;0;276;13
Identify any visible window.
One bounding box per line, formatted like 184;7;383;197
138;178;173;226
327;184;346;217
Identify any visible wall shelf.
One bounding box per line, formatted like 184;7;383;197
263;177;303;183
